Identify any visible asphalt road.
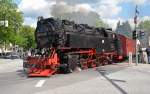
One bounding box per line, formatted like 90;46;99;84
0;59;150;94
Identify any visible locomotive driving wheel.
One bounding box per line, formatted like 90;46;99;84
80;60;88;70
102;59;109;65
65;54;79;73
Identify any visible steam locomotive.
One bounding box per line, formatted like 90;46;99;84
23;17;135;77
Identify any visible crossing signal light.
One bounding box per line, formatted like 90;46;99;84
139;30;145;39
132;30;137;39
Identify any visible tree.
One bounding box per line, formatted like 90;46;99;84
116;21;132;38
138;20;150;47
19;25;36;49
0;0;23;44
95;20;108;28
139;20;150;31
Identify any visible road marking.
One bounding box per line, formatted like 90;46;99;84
35;80;46;87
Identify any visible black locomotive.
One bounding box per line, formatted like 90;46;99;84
24;17;135;76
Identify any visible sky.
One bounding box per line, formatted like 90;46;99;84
14;0;150;29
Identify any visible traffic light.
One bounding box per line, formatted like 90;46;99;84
132;30;137;39
139;30;145;39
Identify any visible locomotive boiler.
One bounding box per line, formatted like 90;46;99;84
35;17;117;53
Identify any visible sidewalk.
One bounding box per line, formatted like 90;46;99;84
0;59;23;73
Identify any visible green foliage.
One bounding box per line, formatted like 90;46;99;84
0;0;36;50
0;0;23;44
95;20;108;28
116;21;132;38
19;25;36;49
139;20;150;31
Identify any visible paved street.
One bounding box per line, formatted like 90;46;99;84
0;59;150;94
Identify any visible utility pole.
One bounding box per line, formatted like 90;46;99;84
134;5;139;66
135;27;138;66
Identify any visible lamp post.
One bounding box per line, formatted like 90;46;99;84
135;31;138;66
134;5;140;66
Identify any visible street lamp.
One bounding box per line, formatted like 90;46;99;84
134;5;140;65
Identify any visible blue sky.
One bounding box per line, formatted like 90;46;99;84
14;0;21;5
14;0;150;29
119;2;150;19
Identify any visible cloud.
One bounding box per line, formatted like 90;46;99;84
19;0;123;27
96;5;122;18
18;0;149;29
95;0;123;18
19;0;56;27
100;0;123;5
23;17;37;27
141;16;150;21
129;0;147;5
19;0;54;18
75;4;93;13
103;18;124;30
46;0;99;5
